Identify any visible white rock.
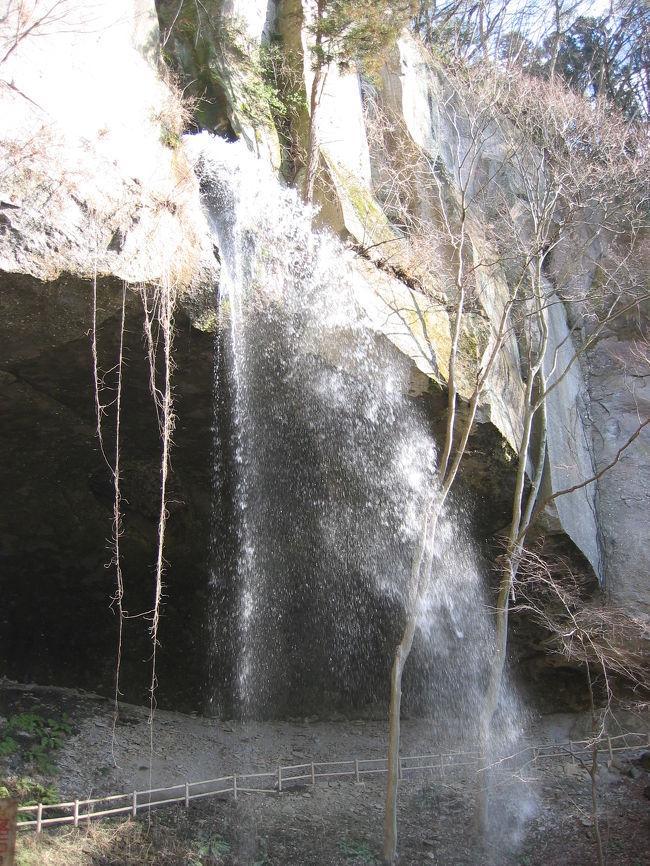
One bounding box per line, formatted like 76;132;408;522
0;0;212;289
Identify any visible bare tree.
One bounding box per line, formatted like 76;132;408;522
377;63;530;865
0;0;72;67
471;68;650;831
413;0;511;59
512;547;649;866
370;53;649;862
546;0;582;78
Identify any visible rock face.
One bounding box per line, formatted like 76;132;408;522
540;296;601;580
0;272;216;709
262;15;646;607
590;332;650;609
0;0;218;708
274;21;606;583
0;0;216;292
156;0;282;169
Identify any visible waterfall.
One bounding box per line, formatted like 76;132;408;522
186;134;520;740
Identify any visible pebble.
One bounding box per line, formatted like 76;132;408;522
634;751;650;772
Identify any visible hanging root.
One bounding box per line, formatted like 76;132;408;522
90;261;128;764
109;283;127;762
91;260;112;471
140;274;177;782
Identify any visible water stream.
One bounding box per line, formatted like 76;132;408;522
187;135;519;742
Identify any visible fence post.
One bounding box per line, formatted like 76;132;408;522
26;736;650;834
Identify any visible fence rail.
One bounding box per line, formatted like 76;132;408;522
17;731;649;833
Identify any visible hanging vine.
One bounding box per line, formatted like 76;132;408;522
90;259;128;763
92;267;178;774
91;256;111;470
140;275;177;768
109;284;127;761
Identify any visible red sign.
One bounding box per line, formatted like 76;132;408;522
0;799;17;866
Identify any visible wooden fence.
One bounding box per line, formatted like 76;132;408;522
17;730;649;833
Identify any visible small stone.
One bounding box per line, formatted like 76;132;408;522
634;751;650;772
563;763;584;778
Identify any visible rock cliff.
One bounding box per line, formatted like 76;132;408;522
0;0;647;710
0;0;218;707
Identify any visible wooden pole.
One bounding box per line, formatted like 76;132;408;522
0;798;17;861
15;736;650;835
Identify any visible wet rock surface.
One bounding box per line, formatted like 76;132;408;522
0;279;216;711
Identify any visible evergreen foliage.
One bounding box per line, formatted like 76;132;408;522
309;0;415;77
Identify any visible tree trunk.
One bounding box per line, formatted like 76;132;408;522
303;0;326;204
475;268;549;832
474;561;511;833
383;496;443;864
304;61;324;204
383;621;416;864
586;669;605;866
548;0;563;79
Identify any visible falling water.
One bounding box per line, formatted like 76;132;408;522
186;135;522;747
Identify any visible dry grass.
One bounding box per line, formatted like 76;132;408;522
17;820;144;866
15;816;193;866
155;62;198;148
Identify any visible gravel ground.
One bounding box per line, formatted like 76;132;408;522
2;681;650;865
